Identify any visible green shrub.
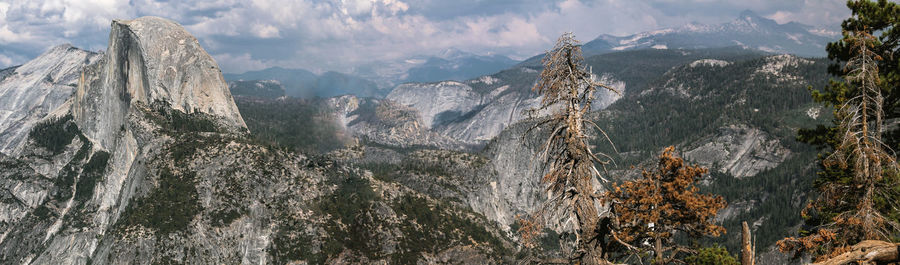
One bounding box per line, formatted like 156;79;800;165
29;114;78;154
685;246;740;265
209;208;242;227
234;97;344;154
118;169;201;235
74;151;110;202
148;101;220;133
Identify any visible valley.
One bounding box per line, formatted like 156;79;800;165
0;2;896;265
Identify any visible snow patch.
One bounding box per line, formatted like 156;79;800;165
785;33;803;44
404;59;426;64
808;28;840;38
757;46;776;53
617;29;674;46
651;44;668;49
678;22;713;33
732;40;749;49
612;44;634;51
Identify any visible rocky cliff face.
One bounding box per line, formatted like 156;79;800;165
0;16;249;264
328;95;470;150
0;45;101;156
684;124;790;178
0;17;512;265
386;68;624;145
388;81;482;129
72;17;246;151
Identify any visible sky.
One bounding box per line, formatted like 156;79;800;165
0;0;850;74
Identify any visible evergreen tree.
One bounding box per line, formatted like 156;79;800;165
605;147;727;265
685;246;740;265
781;0;900;261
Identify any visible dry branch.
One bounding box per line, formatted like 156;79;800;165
813;240;899;265
519;32;619;265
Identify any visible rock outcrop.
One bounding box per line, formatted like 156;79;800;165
0;45;101;156
388;81;482;129
684;124;790;178
385;68;624;145
329;95;471;149
0;17;512;265
73;17;245;150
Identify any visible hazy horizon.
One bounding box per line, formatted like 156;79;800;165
1;0;849;74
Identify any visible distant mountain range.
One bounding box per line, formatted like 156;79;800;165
589;10;835;56
224;49;519;99
521;10;836;66
0;10;846;264
353;48;519;87
224;67;384;99
224;10;835;100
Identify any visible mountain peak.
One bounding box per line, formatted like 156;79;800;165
437;48;471;59
738;10;761;19
45;43;76;53
580;8;831;57
735;9;778;26
15;44;96;77
0;44;101;156
73;16;246;149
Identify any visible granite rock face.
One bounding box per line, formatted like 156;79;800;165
388;81;482;129
0;45;101;156
329;95;471;150
73;17;246;151
684;124;790;178
0;16;249;264
385;69;624;145
0;17;511;265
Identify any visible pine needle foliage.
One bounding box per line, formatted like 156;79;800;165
605;147;727;265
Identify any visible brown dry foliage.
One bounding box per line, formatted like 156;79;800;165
604;146;726;265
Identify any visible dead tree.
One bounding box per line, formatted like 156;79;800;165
518;32;620;265
742;222;754;265
829;30;899;240
813;240;899;265
779;30;900;261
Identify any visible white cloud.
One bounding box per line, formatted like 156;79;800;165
0;25;34;43
0;0;851;73
252;23;280;38
0;54;14;66
212;53;270;73
765;0;847;27
378;0;409;14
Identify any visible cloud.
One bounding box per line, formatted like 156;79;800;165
252;23;280;38
0;53;14;66
0;24;34;43
765;0;847;27
0;0;851;72
211;52;270;73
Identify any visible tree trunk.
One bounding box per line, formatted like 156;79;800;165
574;165;603;265
741;222;754;265
813;240;899;265
655;236;664;265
